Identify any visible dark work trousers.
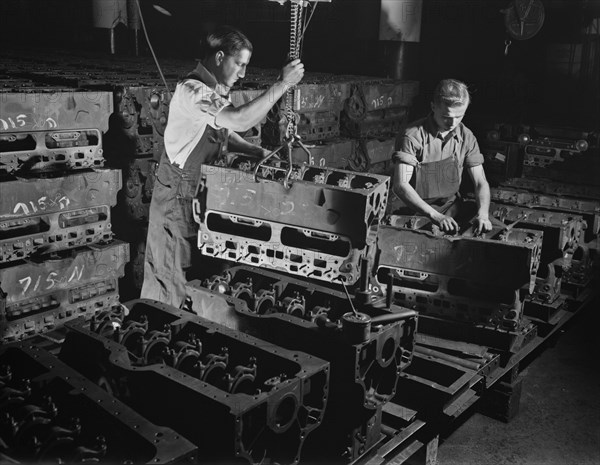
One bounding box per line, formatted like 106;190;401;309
141;126;226;308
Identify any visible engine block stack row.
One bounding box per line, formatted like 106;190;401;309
1;80;129;342
0;241;128;341
478;121;599;321
1;48;420;296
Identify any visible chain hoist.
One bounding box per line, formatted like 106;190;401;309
254;0;330;188
285;2;303;141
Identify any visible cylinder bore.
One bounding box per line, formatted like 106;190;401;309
272;394;299;432
379;336;398;368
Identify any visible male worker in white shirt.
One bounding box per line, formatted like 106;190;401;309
141;26;304;307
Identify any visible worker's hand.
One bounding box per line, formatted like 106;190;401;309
472;215;493;235
282;59;304;88
430;211;459;234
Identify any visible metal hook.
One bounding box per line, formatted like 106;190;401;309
252;146;284;182
283;139;295;189
504;39;512;56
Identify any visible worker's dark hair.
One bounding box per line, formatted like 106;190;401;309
200;25;253;58
432;79;471;107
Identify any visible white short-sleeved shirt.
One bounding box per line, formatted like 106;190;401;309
164;62;231;167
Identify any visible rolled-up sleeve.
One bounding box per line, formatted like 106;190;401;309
184;81;231;126
392;134;420;166
463;131;484;167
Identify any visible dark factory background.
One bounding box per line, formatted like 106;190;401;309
1;0;599;126
1;1;599;465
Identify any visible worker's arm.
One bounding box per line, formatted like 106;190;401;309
216;59;304;132
392;161;459;232
227;131;269;158
467;164;492;234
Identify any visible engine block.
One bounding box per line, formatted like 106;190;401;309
184;266;417;461
519;124;594;172
100;84;170;159
186;266;415;404
196;211;378;283
500;178;600;201
1;240;129;342
263;80;349;145
0;342;197;464
114;157;157;223
488;202;586;267
0;89;112;174
0;169;121;263
291;137;354;169
341;80;418;138
59;299;329;465
0;90;113;133
194;162;389;284
0;128;105;175
375;216;543;331
380;215;543;292
490;186;600;239
351;136;395;171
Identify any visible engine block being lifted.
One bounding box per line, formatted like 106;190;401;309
193;160;389;284
59;299;329;465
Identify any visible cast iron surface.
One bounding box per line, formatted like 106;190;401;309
59;298;329;465
0;341;198;464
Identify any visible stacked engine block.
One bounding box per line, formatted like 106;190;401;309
1;240;128;341
0;90;112;175
478;121;599;311
518;124;597;181
0;169;120;263
1;73;129;343
263;78;349;145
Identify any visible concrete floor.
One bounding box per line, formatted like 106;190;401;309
437;298;600;465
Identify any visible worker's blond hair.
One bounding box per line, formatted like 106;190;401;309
433;79;471;107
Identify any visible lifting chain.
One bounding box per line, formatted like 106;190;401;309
284;2;303;141
255;0;316;189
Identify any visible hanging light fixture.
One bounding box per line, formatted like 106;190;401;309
152;3;172;16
